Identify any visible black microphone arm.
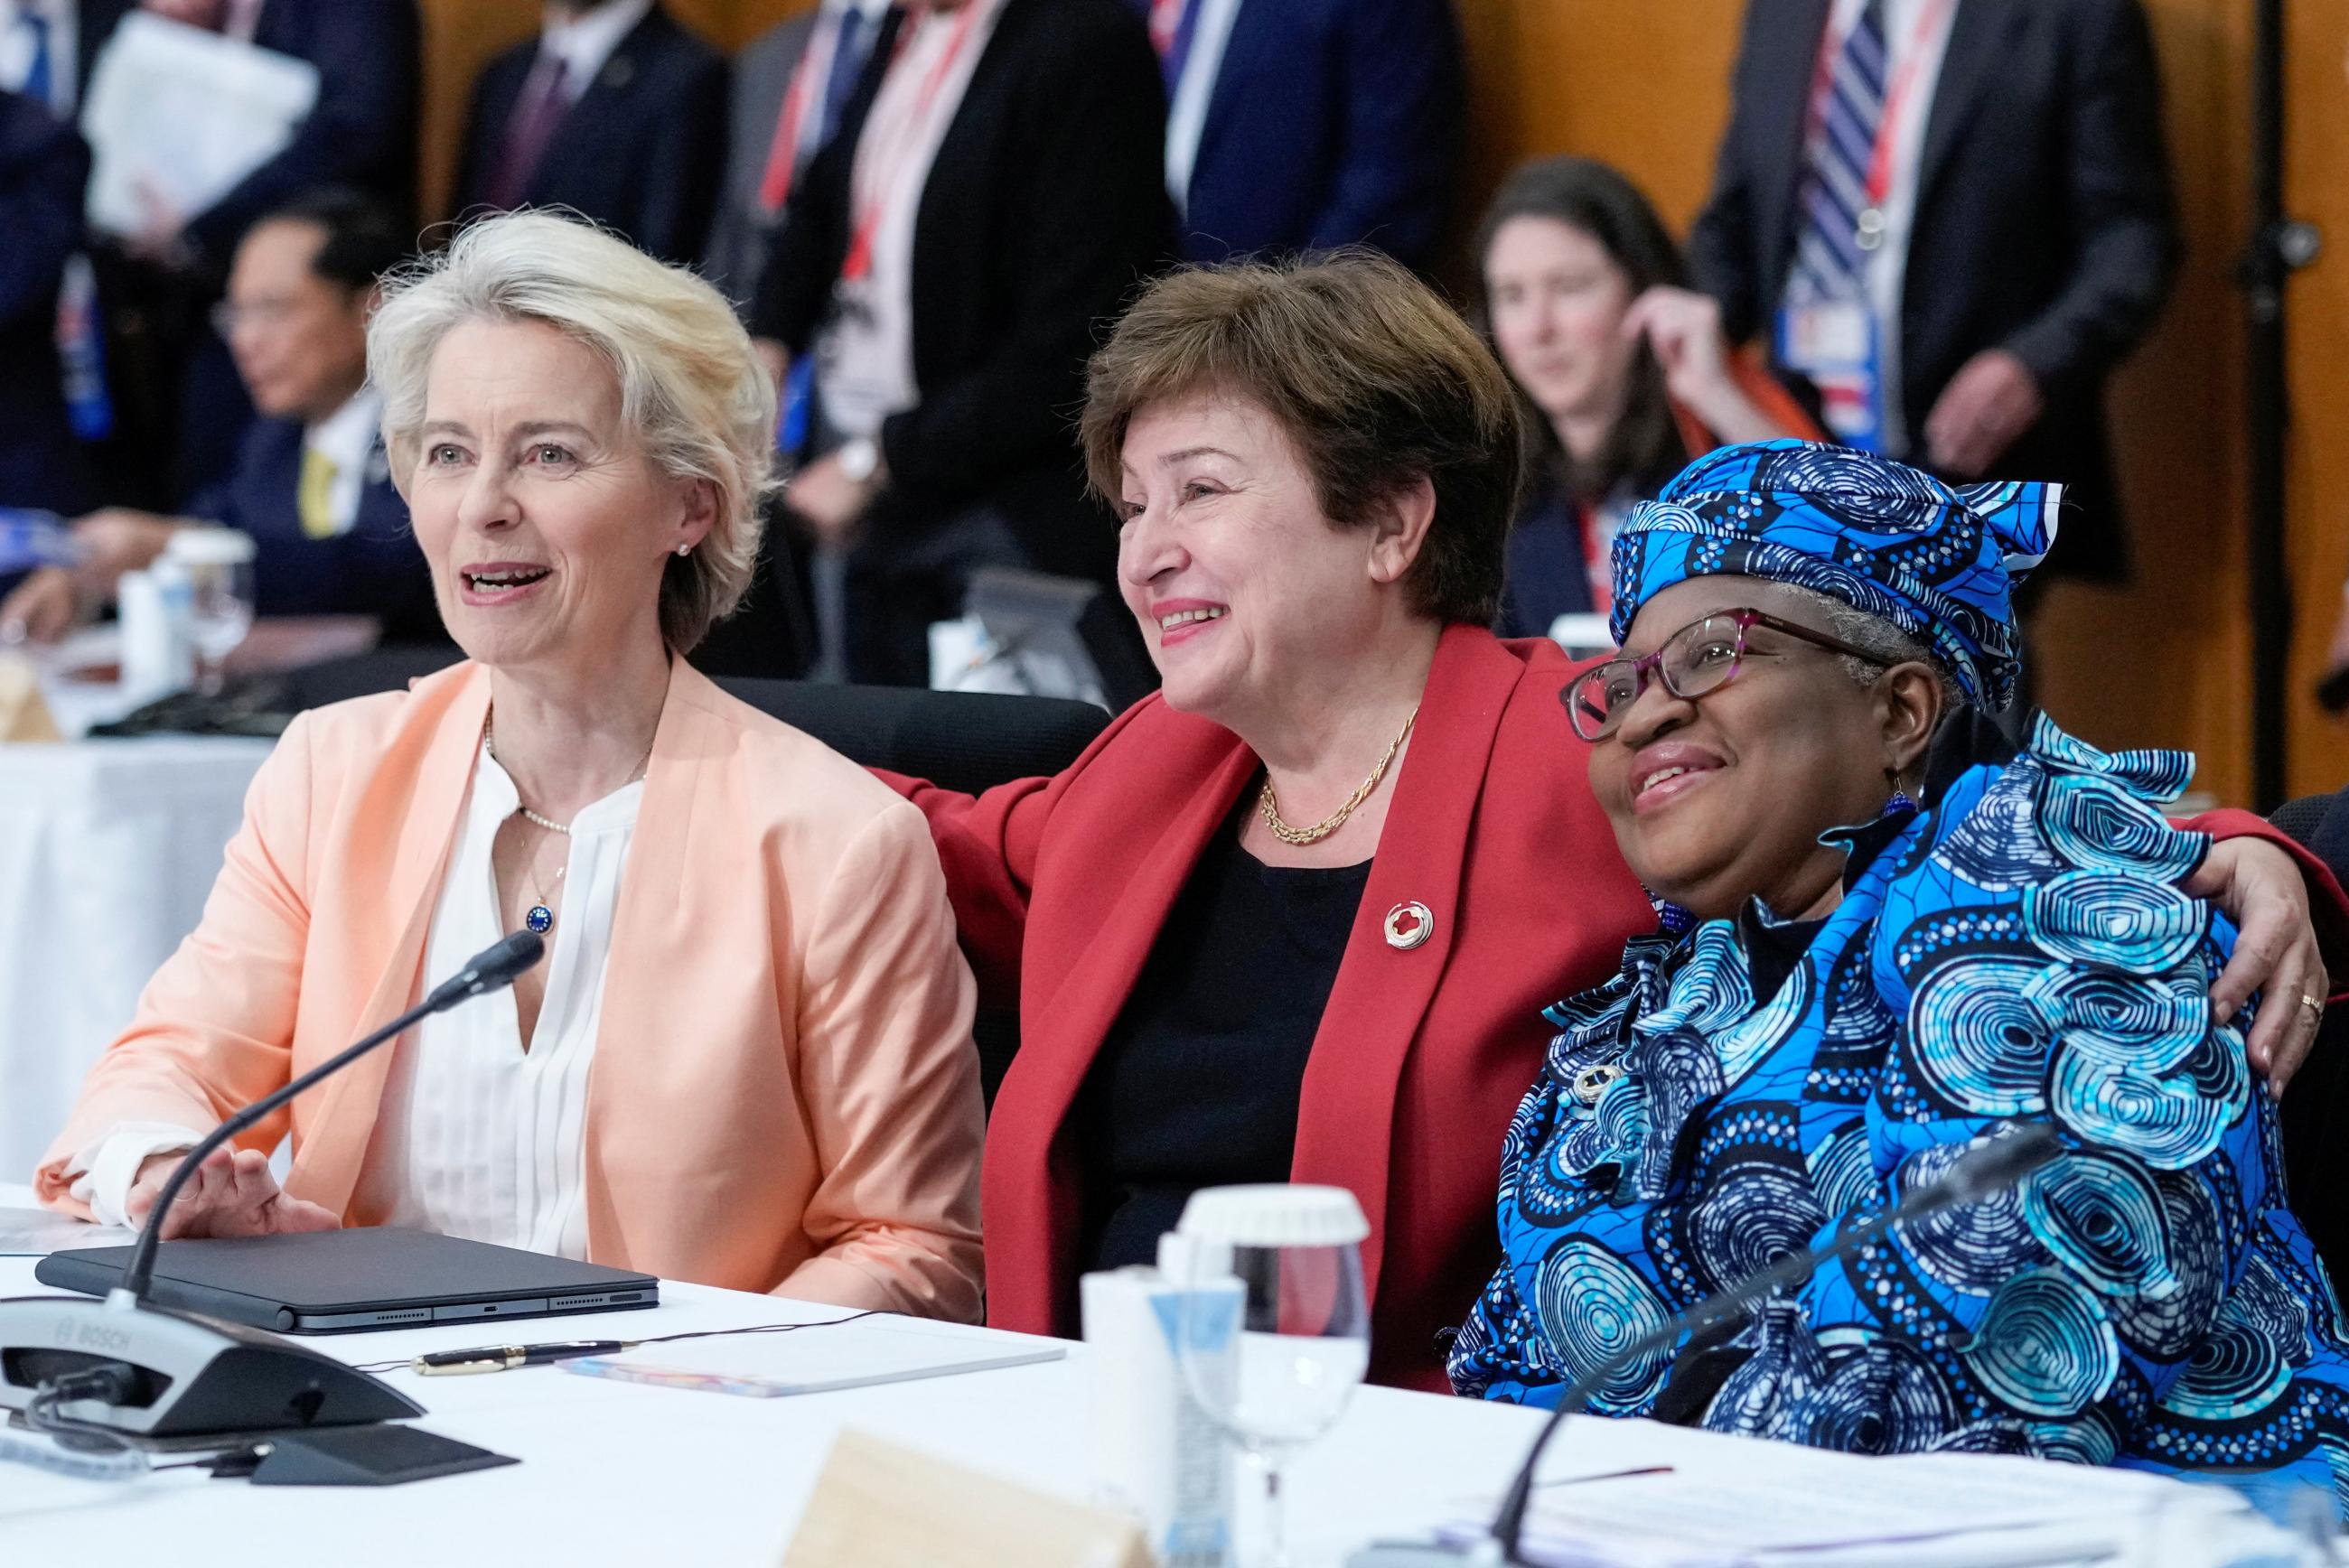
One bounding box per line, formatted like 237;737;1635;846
112;929;546;1305
1486;1122;2064;1563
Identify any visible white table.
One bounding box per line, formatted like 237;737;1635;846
0;1202;2294;1568
0;737;272;1183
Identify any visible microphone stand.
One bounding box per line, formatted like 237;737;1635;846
1351;1123;2064;1567
0;931;545;1442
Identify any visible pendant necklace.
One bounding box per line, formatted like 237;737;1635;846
484;716;656;935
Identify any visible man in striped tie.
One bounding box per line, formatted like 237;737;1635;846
1688;0;2176;584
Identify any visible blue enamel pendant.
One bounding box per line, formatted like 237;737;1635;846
526;904;554;935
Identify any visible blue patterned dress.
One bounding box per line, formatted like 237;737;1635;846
1450;715;2349;1505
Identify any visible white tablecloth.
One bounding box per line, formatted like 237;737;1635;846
0;738;271;1183
0;1198;2279;1568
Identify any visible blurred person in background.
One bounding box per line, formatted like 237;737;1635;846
1138;0;1463;273
1475;157;1820;639
0;190;440;645
77;0;420;506
751;0;1171;686
453;0;728;266
702;0;890;314
0;86;95;519
1688;0;2176;586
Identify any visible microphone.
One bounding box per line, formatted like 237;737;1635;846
1348;1122;2064;1567
0;930;545;1442
114;929;546;1304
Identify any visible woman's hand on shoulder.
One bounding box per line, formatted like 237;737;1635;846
124;1146;341;1239
2189;835;2330;1094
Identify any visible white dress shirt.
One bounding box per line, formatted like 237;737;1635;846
538;0;655;104
0;0;75;115
1162;0;1244;221
300;387;385;538
65;742;641;1259
812;0;1006;440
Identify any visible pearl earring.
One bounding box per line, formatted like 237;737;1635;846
675;543;691;556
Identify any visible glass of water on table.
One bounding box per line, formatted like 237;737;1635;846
164;528;257;694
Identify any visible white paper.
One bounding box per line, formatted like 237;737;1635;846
1442;1444;2245;1568
79;13;319;238
564;1318;1066;1398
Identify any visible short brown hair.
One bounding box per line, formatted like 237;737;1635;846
1080;251;1525;626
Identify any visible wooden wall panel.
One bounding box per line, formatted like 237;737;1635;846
401;1;2329;806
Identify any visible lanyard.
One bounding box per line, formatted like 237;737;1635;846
841;0;987;281
1808;0;1958;211
755;21;831;213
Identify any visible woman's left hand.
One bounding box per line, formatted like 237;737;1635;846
2189;836;2330;1094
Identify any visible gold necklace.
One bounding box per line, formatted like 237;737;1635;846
1257;707;1418;846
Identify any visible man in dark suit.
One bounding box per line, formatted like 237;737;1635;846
0;88;93;516
454;0;729;266
1141;0;1462;271
1688;0;2178;582
0;190;439;646
77;0;420;504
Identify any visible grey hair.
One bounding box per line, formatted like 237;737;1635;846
1774;583;1967;713
367;210;777;653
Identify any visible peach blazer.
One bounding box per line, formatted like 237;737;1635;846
37;658;987;1321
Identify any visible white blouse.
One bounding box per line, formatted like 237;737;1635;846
68;742;640;1259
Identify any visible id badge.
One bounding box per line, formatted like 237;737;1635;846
1775;299;1883;453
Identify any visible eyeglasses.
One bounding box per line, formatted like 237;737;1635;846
1562;606;1891;742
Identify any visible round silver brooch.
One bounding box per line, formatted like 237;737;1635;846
1383;901;1435;950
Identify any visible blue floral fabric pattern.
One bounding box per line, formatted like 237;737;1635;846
1608;440;2062;710
1451;716;2349;1506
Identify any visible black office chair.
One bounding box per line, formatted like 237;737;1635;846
257;649;1109;1106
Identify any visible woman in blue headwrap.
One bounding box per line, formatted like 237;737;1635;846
1453;440;2349;1494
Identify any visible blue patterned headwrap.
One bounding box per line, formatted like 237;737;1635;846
1608;441;2061;711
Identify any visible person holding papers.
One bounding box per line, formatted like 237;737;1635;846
34;212;987;1324
0;191;439;644
1452;441;2349;1500
885;256;2335;1392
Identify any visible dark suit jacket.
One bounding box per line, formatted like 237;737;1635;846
1687;0;2178;581
752;0;1173;584
186;415;439;641
0;91;93;514
178;0;422;263
1172;0;1463;271
2269;788;2349;1284
702;13;818;313
454;5;729;265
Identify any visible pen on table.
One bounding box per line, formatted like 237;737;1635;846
411;1340;641;1375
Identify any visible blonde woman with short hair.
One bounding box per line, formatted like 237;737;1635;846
36;213;987;1321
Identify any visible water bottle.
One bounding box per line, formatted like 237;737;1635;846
118;560;194;702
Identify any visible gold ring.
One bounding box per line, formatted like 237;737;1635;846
2300;993;2326;1018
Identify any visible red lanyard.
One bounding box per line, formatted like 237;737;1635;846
1147;0;1185;54
842;1;987;281
1807;0;1958;209
756;29;827;213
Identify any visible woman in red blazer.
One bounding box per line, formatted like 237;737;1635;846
894;256;2338;1392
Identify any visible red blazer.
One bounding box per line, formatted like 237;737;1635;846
892;626;1654;1390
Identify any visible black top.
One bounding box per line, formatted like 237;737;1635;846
1075;812;1372;1273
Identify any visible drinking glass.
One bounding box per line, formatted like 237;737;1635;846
165;529;257;695
1173;1185;1372;1568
